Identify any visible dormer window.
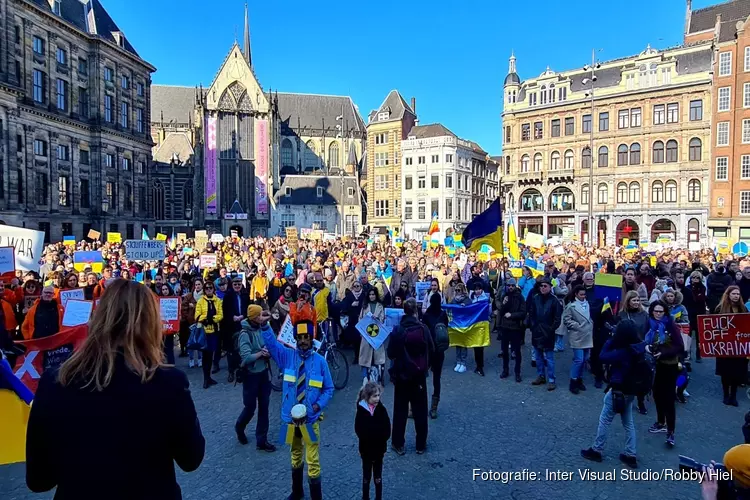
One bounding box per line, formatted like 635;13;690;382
316;186;323;198
285;187;292;197
52;0;61;15
378;112;389;121
112;32;125;48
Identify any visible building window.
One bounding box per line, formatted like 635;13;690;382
375;199;389;217
120;102;129;128
404;200;413;220
529;92;537;106
533;153;542;171
688;179;700;202
124;184;133;211
375;175;389;190
33;70;45;103
122;158;131;171
136;161;144;174
666;103;679;123
445;154;453;163
564;117;574;135
717;122;730;146
551;119;560;137
431;199;439;218
582;114;592;134
534;121;543;139
374;133;388;145
629;182;640;203
744;84;750;108
564;149;573;169
689;138;702;161
599;112;609;131
105;153;114;168
652;141;664;163
719;52;732;76
618;110;629;129
718;87;731;112
445;173;452;188
56;47;67;65
80;179;90;208
431;155;439;163
581;184;589;205
104;95;113;122
520;155;529;173
418;175;426;189
741;192;750;215
104;66;113;82
405;157;413;166
104;181;116;213
630;108;641;127
445;198;453;219
665;180;677;203
630;143;641;165
33;36;44;55
58;176;69;207
431;174;439;189
316;186;323;198
279;213;295;228
56;78;67;111
521;123;530;141
136;108;144;133
78;149;89;165
374;152;389;166
281;139;293;167
418;156;425;164
418;200;426;220
743;119;750;144
284;186;292;197
78;88;89;117
17;169;23;203
617;144;628;166
716;157;729;180
651;181;664;203
36;173;48;205
597;183;608;204
745;47;750;72
78;57;88;75
347;187;355;198
582;148;591;169
653;104;665;125
689;100;703;121
121;75;129;89
405;176;412;190
742;156;750;179
665;140;678;162
56;144;69;161
138;187;146;213
617;182;627;203
550;151;560;170
34;139;47;156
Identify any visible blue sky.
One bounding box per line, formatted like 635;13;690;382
105;0;718;155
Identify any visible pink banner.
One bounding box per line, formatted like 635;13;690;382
256;120;268;217
205;116;217;214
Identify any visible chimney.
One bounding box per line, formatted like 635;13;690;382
411;97;416;114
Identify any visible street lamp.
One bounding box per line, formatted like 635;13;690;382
185;207;192;236
583;50;601;247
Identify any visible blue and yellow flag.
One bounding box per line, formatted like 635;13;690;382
0;358;33;465
443;301;491;348
462;198;502;253
506;208;520;261
601;297;612;314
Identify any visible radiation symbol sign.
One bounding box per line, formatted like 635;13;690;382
366;323;380;338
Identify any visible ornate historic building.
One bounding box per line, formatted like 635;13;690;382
501;43;712;247
0;0;156;241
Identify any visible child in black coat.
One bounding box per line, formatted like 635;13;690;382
355;382;391;500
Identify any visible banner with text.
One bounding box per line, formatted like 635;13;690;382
205;116;218;214
125;240;166;261
255;120;269;217
698;313;750;357
14;325;88;393
0;225;44;273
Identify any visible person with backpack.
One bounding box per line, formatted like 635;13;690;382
580;320;647;469
422;293;449;419
221;276;250;383
387;298;435;456
233;304;276;452
498;278;526;382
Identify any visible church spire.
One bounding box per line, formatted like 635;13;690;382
509;51;516;74
243;2;252;67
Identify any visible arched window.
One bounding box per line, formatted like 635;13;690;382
630;143;641;165
182;180;193;217
520;189;544;212
617;182;627;203
304;140;318;171
549;84;556;103
582;147;591;169
597;183;608;204
652;141;664;163
666;140;678;162
581;184;589;205
541;85;547;105
152;180;165;220
598;146;608;167
629;182;640;203
665;180;677;202
328;142;340;168
281;138;294;168
533;153;542;171
520;154;530;172
688;218;700;243
564;149;574;169
617;144;628;166
689;138;702;161
651;180;664;202
507;192;515;210
550;151;560;170
549;187;574;211
651;218;676;242
688;179;701;202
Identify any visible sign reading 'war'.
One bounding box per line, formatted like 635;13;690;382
0;225;45;272
698;313;750;358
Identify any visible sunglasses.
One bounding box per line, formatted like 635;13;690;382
296;334;311;341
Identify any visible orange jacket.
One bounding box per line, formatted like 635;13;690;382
21;299;64;340
289;301;318;338
1;299;16;332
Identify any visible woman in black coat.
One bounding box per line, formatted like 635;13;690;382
682;271;708;363
26;280;205;500
340;280;367;359
355;382;391;500
423;293;448;418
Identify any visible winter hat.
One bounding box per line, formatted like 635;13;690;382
506;278;517;286
246;304;262;321
724;445;750;488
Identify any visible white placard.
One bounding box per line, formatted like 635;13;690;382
276;315;322;350
125;240;166;261
415;281;431;303
0;246;15;275
62;299;93;326
160;297;179;321
355;313;392;350
210;234;225;243
688;242;701;251
384;308;405;330
59;288;85;308
0;224;44;272
200;254;218;269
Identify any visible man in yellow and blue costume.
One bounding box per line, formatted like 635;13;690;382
261;313;334;500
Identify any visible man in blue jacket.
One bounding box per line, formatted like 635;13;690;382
261;312;334;500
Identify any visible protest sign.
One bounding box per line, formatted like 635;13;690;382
61;300;93;327
177;233;187;243
125;240;166;261
0;246;15;281
87;229;101;240
107;232;122;243
594;273;623;304
286;227;298;250
415;281;431;303
200;254;218;269
0;224;44;273
59;288;84;308
24;292;40;312
155;233;167;241
698;313;750;357
210;233;225;243
356;314;392;350
73;251;103;273
14;325;88;393
63;236;76;247
525;232;545;249
384;308;405;331
160;297;180;333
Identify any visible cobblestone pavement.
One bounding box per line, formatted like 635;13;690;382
1;336;745;500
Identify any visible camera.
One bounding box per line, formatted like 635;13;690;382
679;456;735;500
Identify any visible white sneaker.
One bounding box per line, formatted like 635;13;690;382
197;358;203;367
683;390;690;398
458;363;467;373
454;363;460;372
189;359;195;368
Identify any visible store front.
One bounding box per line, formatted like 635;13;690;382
616;219;639;245
518;217;543;237
581;219;607;247
650;218;676;242
548;216;575;239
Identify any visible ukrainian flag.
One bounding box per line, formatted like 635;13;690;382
0;357;33;465
462;198;502;253
506;208;520;261
443;301;491;348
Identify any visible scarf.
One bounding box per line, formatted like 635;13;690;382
193;291;203;301
572;298;589;318
352;289;362;300
646;316;669;345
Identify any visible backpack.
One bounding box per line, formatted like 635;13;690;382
434;323;449;353
397;324;429;380
624;351;655;396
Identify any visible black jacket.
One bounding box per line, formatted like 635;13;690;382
498;288;527;332
422;307;448;342
26;357;205;500
528;293;562;350
222;289;250;334
706;271;734;312
466;275;491;295
354;401;391;459
387;315;435;381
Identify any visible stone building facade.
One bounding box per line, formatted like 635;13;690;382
0;0;155;242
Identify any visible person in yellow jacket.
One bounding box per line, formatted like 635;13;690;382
311;272;332;342
195;281;224;389
250;264;269;306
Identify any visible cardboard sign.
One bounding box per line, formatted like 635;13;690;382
0;224;44;273
155;233;168;241
356;313;392;351
177;233;187;243
160;297;180;334
525;232;545;249
200;254;218;269
59;288;85;308
87;229;101;240
107;232;122;243
210;234;224;243
0;246;16;281
195;236;209;250
125;240;166;261
24;293;40;311
286;227;299;250
73;251;103;273
63;236;76;247
415;281;431;303
61;300;93;327
698;313;750;357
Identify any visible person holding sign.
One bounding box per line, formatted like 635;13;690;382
21;286;63;340
195;282;224;389
716;286;749;408
358;287;386;387
26;280;205;499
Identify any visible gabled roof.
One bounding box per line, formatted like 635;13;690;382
276;93;365;133
153;132;194;163
151;85;199;125
688;0;750;34
274;175;360;206
407;123;456;139
368;90;415;124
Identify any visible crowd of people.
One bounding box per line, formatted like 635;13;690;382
6;233;750;499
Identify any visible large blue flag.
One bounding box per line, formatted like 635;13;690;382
0;357;33;465
443;301;491;348
462;198;502;253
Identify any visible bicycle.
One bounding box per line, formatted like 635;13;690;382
269;331;349;391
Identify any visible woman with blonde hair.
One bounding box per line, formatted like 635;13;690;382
26;279;205;499
716;285;748;407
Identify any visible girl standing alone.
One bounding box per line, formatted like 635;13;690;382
355;382;391;500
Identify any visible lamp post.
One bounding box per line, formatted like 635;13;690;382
582;50;601;247
185;207;192;236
